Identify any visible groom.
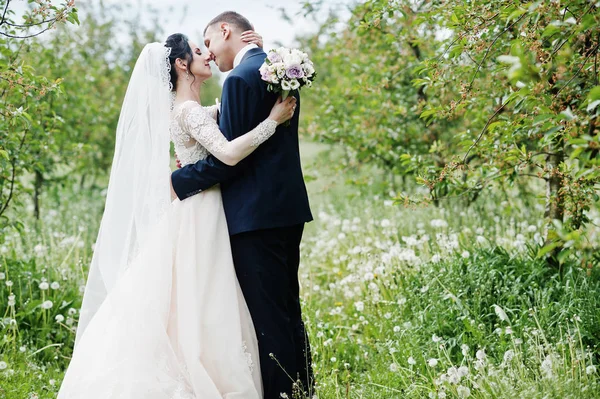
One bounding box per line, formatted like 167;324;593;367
171;11;314;399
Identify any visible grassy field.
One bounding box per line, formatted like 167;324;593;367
1;142;599;398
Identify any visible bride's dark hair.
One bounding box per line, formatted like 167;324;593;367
165;33;195;91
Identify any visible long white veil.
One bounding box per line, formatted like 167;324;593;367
76;43;173;345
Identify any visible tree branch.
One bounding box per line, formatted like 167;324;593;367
554;42;600;98
463;102;507;163
0;0;10;27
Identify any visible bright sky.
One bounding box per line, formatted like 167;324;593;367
10;0;354;48
10;0;355;82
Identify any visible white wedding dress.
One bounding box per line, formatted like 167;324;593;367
57;100;279;399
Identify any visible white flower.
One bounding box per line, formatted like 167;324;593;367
408;356;417;365
39;282;49;290
461;251;470;259
7;295;15;307
393;326;401;333
432;334;443;343
431;254;442;263
438;392;447;399
41;300;53;310
476;349;486;361
457;386;471;398
50;282;60;290
503;350;515;363
49;379;56;386
0;361;7;370
19;346;26;353
430;219;448;228
586;365;597;375
330;357;337;362
55;314;65;323
33;244;47;256
458;366;469;377
476;235;486;244
289;79;300;90
389;363;399;372
428;358;438;367
461;344;469;357
281;80;292;91
380;219;391;228
68;308;77;316
0;272;5;280
493;305;509;322
541;355;553;377
5;280;13;287
354;301;364;312
474;360;485;370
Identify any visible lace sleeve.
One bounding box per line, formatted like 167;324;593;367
179;102;278;166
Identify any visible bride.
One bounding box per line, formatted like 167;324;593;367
57;33;296;398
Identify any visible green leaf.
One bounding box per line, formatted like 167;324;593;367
537;241;561;258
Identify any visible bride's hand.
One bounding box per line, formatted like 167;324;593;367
268;96;297;125
241;30;263;48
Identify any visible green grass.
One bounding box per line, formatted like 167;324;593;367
1;143;599;398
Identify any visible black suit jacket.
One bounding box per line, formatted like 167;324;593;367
171;48;313;235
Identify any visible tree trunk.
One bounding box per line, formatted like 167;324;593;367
33;170;43;220
543;137;565;269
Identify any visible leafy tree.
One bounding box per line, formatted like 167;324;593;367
302;0;599;267
0;0;78;224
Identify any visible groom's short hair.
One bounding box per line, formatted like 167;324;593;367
204;11;254;35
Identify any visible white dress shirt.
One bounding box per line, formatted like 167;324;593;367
233;43;259;69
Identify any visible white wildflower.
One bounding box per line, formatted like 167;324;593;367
354;301;364;312
0;361;7;370
476;349;486;361
457;386;471;398
586;365;597;375
430;219;448;228
408;356;417;365
493;305;509;322
461;344;470;357
50;282;60;290
41;300;53;310
39;282;49;290
461;251;470;259
389;363;399;372
55;314;65;323
428;358;438;368
503;350;515;363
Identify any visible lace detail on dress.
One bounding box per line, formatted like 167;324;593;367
242;340;255;373
250;119;278;147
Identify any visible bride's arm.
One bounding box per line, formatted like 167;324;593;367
179;101;294;166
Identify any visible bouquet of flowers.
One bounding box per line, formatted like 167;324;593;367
259;47;316;101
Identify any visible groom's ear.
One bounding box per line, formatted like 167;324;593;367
220;23;232;41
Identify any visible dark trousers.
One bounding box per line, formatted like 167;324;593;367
230;224;314;399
